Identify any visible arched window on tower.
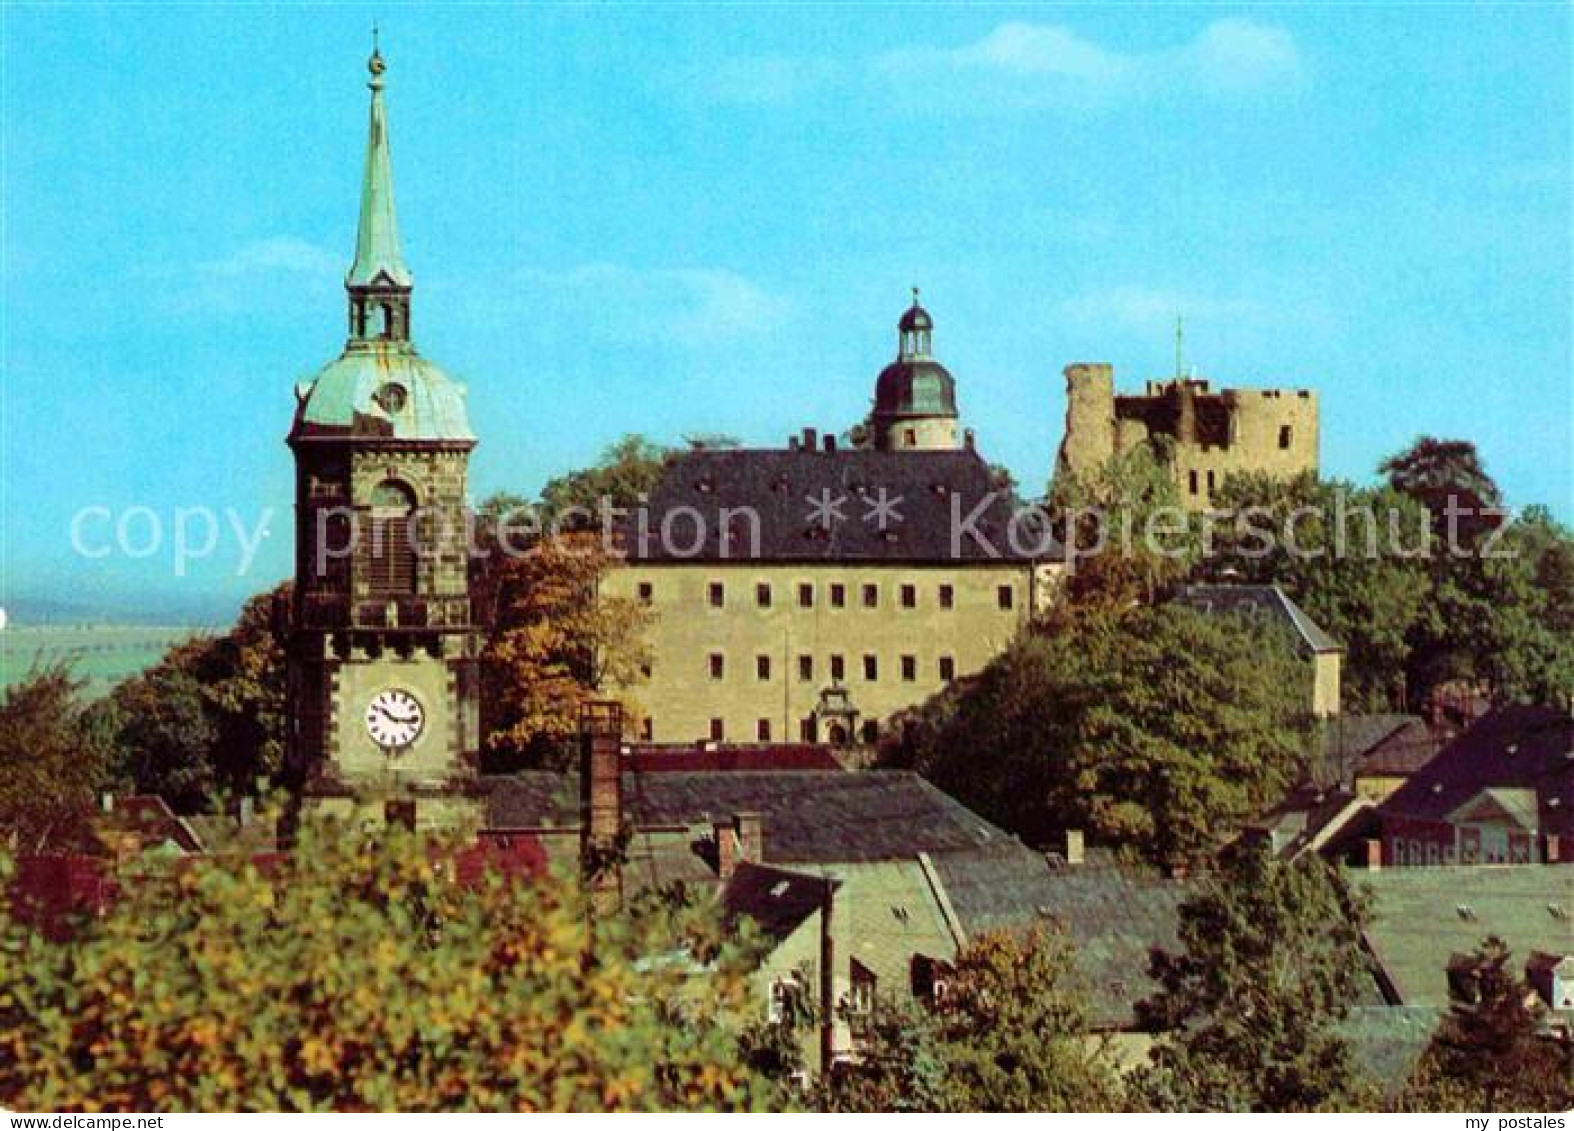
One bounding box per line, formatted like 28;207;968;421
366;479;418;595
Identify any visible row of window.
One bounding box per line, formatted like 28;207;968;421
634;579;1016;612
705;652;956;684
671;716;884;745
1390;837;1533;866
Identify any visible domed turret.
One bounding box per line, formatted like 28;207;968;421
871;289;959;452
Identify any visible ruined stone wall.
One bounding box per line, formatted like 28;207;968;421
1055;363;1116;481
1163;388;1318;509
1055;366;1318;510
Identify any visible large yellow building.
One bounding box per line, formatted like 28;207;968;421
604;299;1061;746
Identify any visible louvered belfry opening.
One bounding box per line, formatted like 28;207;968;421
366;479;418;595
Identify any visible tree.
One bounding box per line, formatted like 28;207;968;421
1380;437;1503;543
1133;850;1376;1112
1208;463;1573;712
482;533;653;769
103;662;218;812
1400;937;1574;1111
821;927;1119;1112
538;434;674;531
1050;441;1197;608
82;584;289;813
1204;472;1434;711
929;927;1121;1111
0;823;780;1111
0;664;109;853
887;605;1312;866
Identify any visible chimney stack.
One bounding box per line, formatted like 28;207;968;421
579;701;625;913
823;434;836;453
802;427;818;451
714;813;764;880
736;812;764;864
1061;829;1084;865
1363;838;1383;870
714;819;739;880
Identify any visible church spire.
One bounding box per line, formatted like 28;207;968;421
346;34;413;343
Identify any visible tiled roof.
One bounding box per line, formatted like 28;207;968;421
483;770;1018;864
1378;705;1574;836
928;845;1191;1029
1177;584;1342;654
1244;786;1379;862
1354;717;1446;778
1355;864;1574;1006
623;743;844;773
720;862;833;942
619;447;1055;564
1335;1006;1446;1096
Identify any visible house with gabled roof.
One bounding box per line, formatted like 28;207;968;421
1175;583;1344;716
1376;704;1573;866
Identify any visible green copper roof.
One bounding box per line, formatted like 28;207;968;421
291;343;474;442
346;49;411;290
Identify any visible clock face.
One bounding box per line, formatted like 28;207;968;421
365;688;425;750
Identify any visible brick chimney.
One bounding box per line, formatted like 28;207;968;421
714;813;764;880
714;819;739;880
1362;838;1383;870
579;701;624;913
736;811;764;864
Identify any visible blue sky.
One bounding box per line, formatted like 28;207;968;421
3;3;1569;619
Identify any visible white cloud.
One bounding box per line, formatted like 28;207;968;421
517;263;785;345
873;19;1303;109
195;237;341;282
1060;286;1266;336
148;237;341;317
1183;19;1304;92
879;22;1135;86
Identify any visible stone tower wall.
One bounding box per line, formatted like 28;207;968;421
1056;363;1117;481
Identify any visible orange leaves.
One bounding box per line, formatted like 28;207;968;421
0;823;775;1111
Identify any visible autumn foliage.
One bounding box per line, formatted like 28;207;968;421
0;825;777;1112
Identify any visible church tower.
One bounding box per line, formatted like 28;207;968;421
284;43;481;826
870;291;961;451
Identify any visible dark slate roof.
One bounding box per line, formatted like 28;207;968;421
1355;717;1446;778
1355;864;1574;1006
620;447;1054;563
1323;714;1419;768
720;861;834;942
1176;584;1342;654
1335;1007;1446;1096
928;845;1191;1029
623;743;844;773
482;770;1021;864
1378;705;1574;837
1242;785;1379;862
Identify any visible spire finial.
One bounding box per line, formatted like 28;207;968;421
911;285;921;307
368;25;385;84
1174;313;1185;380
346;35;413;335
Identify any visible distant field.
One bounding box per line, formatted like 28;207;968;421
0;626;211;698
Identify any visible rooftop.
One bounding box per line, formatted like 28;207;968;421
483;769;1022;864
1177;583;1343;654
620;447;1051;564
1378;705;1574;836
1355;864;1574;1006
